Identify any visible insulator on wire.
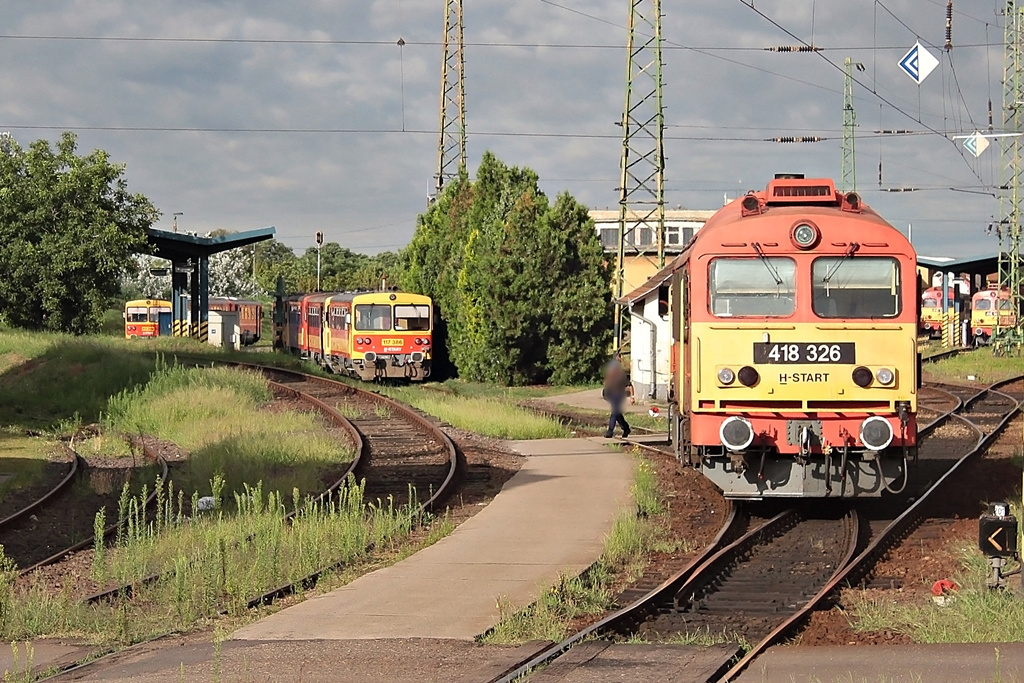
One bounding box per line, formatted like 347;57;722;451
989;98;994;130
875;129;915;134
881;187;919;192
768;136;823;143
878;160;883;186
765;45;820;52
945;1;953;51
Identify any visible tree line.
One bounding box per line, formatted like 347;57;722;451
0;136;613;385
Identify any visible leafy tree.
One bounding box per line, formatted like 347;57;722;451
0;132;159;334
253;239;299;293
402;152;612;385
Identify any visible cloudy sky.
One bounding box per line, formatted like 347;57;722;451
1;1;1009;258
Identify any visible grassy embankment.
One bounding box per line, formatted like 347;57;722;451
479;451;699;645
922;347;1024;385
0;336;432;645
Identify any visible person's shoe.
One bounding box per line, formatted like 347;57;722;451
622;427;631;438
603;431;614;438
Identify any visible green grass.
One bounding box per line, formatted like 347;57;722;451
382;385;570;440
425;379;598;400
923;348;1024;385
103;361;353;504
0;478;427;644
480;450;686;644
847;543;1024;644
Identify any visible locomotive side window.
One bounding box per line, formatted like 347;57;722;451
355;304;392;331
812;257;900;318
394;305;430;331
709;257;796;317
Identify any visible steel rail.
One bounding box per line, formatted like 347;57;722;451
718;376;1023;682
0;447;79;531
487;502;740;683
19;442;169;576
83;377;365;604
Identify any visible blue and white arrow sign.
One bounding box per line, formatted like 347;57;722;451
899;41;939;84
963;131;990;158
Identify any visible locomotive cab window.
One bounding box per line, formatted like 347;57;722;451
922;296;939;308
394;304;430;331
355;304;392;331
709;257;796;317
126;307;149;323
812;256;900;318
975;299;992;311
999;298;1013;311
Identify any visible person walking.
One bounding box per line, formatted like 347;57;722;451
602;353;634;439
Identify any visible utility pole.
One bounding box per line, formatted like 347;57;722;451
615;0;666;349
841;58;864;193
316;230;323;292
432;0;466;205
995;0;1024;353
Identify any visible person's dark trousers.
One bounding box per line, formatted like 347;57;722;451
605;394;630;437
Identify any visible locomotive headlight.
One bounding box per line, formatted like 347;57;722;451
876;368;895;385
720;416;755;452
717;367;735;385
859;416;894;451
791;222;821;249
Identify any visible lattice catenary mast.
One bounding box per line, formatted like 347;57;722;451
995;0;1024;351
615;0;666;347
432;0;466;204
841;57;858;192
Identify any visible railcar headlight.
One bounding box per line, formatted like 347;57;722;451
738;366;760;387
720;416;755;452
718;367;735;385
876;368;895;385
860;416;894;451
852;366;873;388
791;222;821;249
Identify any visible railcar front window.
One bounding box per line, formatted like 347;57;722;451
394;304;430;331
813;257;900;318
709;258;796;317
922;297;938;308
999;298;1013;311
126;307;148;323
355;304;392;331
974;299;992;311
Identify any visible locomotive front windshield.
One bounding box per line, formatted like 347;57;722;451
710;257;796;316
974;298;992;311
812;256;900;318
922;297;939;308
355;304;392;331
394;304;430;331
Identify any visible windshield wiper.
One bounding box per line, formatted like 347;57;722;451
822;242;860;295
752;242;783;287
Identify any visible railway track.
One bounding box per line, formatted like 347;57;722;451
491;376;1023;683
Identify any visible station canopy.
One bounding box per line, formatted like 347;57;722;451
142;226;276;261
917;254;998;280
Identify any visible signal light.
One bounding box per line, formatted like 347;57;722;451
876;368;895;385
852;366;873;387
738;366;759;387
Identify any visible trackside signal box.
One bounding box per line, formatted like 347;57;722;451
979;503;1018;558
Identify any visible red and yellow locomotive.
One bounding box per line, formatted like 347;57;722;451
279;290;432;381
670;175;917;498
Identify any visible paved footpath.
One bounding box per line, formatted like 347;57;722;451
232;437;634;641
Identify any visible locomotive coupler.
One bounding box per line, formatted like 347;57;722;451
728;451;747;474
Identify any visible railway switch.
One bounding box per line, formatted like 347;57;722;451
979;502;1019;589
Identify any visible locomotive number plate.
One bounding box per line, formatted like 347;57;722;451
753;342;855;364
382;338;403;346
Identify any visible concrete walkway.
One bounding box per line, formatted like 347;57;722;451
232;437;634;642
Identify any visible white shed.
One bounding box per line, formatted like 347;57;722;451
618;256;684;401
207;310;241;350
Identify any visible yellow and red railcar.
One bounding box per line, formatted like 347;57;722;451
279;290;432;381
670;175;917;498
124;299;172;339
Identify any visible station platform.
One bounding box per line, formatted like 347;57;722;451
232;437;635;641
736;642;1024;682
